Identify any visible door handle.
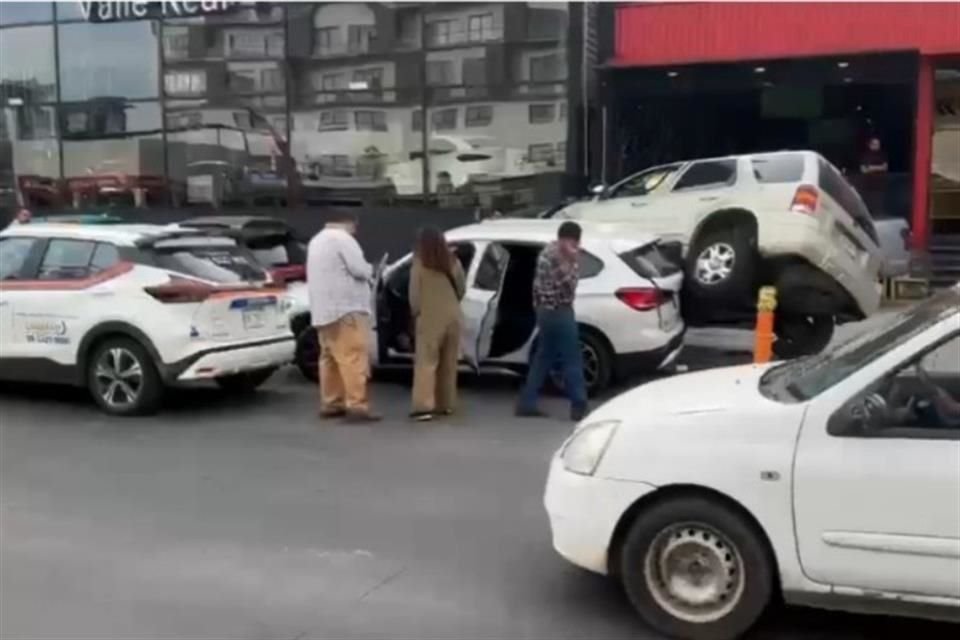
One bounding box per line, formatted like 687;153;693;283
699;196;719;202
630;202;647;208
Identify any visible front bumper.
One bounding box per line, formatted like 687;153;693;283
164;337;295;382
614;328;685;379
544;455;657;575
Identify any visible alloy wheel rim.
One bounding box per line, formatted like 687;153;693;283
644;522;746;624
695;243;736;285
550;340;600;391
93;347;144;409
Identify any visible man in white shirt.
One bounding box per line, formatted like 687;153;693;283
306;211;380;422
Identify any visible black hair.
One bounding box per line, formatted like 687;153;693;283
558;221;582;241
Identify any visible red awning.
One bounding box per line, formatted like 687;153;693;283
614;2;960;67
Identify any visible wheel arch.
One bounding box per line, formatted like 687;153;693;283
606;483;782;595
77;322;164;385
690;208;759;251
290;310;312;337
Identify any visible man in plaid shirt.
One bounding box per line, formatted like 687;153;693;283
516;221;588;421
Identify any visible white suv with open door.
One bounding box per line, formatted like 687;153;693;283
556;151;884;358
293;219;684;394
0;223;294;415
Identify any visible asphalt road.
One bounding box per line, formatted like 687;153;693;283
1;369;955;640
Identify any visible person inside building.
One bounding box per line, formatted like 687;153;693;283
408;226;466;422
860;136;889;175
306;211;381;423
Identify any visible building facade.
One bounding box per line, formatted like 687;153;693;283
0;1;590;216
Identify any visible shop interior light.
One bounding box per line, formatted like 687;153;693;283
754;66;766;74
844;77;854;83
667;71;679;78
7;97;24;106
837;61;850;69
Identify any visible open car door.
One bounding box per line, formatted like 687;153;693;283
460;242;510;371
369;252;389;365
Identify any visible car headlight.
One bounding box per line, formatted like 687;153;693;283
560;420;620;476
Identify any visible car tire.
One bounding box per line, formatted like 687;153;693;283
86;337;163;416
295;326;320;383
773;314;835;359
547;330;613;397
215;367;276;393
686;226;756;304
620;495;774;640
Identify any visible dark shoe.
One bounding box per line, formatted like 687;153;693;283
410;411;435;422
570;404;589;422
344;410;382;424
515;406;548;418
319;408;346;419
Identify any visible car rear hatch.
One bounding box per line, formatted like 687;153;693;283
140;234;289;343
611;238;684;331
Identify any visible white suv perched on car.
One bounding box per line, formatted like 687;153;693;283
555;151;884;358
0;223;294;415
293;219;684;394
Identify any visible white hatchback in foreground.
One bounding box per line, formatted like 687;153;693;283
545;287;960;639
0;223;294;415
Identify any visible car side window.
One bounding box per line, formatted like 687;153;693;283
450;242;476;274
672;160;738;192
608;165;681;198
0;237;41;280
90;243;120;273
474;243;508;291
37;239;98;280
830;333;960;439
579;250;603;279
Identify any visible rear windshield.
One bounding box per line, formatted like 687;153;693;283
751;154;805;183
247;234;306;267
151;243;267;283
818;159;879;244
619;243;682;278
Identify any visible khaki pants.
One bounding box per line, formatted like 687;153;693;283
317;313;370;413
412;316;460;413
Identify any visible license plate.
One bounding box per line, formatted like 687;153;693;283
242;310;265;330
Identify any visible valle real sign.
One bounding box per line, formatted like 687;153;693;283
78;1;255;23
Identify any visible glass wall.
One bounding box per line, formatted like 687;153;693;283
0;1;576;215
931;62;960;235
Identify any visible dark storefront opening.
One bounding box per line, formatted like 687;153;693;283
607;53;917;223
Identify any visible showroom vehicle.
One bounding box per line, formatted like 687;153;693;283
544;286;960;640
0;223;294;416
293;218;684;394
553;151;885;358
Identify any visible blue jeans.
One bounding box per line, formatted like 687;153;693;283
518;308;587;411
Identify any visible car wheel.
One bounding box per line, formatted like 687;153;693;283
295;326;320;382
773;314;834;359
215;367;276;393
87;337;163;416
620;495;774;640
686;226;756;303
548;330;613;397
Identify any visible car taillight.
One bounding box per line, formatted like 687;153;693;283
271;265;305;284
790;185;819;215
144;277;213;303
615;287;664;311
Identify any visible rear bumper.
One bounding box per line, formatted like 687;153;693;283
614;327;685;379
163;337;295;382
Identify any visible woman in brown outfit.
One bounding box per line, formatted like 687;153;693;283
409;227;466;421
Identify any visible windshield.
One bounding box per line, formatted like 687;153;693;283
151;242;268;283
759;289;960;402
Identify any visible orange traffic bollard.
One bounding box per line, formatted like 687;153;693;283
753;286;777;364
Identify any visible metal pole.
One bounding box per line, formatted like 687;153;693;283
419;3;430;204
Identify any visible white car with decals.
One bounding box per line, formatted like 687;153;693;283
544;286;960;640
292;218;685;394
0;223;294;415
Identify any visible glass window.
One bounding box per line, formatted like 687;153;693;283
528;143;555;163
462;58;486;88
347;24;375;54
62;101;164;209
467;14;495;42
164;70;207;97
58;21;159;101
529;104;555;124
431;108;457;131
315;26;339;56
818;158;878;243
0;236;41;280
426;19;453;46
752;154;805;183
673;160;738;191
427;60;454;86
0;25;57;103
474;243;508;291
608;164;683;198
150;243;267;284
38;239;96;280
530;54;562;83
465;105;493;128
579;251;604;279
355;110;386;132
0;2;52;26
90;242;120;272
319;110;349;131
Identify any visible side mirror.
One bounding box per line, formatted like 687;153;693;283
589;183;606;196
828;393;887;436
